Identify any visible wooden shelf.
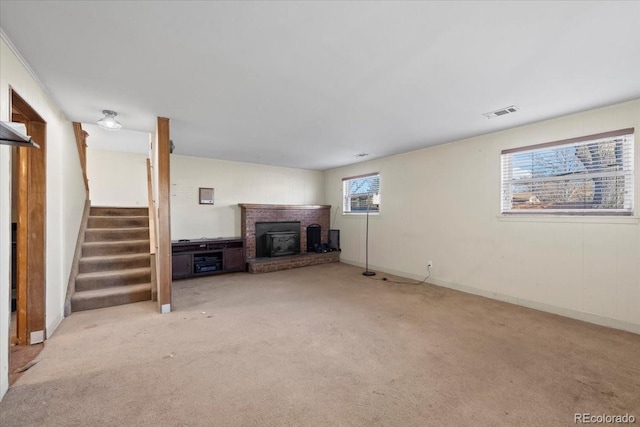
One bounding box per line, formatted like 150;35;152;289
0;121;40;148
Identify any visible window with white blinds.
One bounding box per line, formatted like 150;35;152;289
501;128;634;215
343;173;380;213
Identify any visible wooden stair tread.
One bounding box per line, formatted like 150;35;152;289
86;227;149;231
91;206;147;209
83;239;150;246
81;253;150;262
76;267;151;280
88;215;149;219
72;283;151;300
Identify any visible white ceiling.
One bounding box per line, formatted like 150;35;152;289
82;124;150;155
1;1;639;170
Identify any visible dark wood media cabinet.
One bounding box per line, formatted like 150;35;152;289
171;237;246;280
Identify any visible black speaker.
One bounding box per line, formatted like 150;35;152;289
329;229;340;251
306;224;321;252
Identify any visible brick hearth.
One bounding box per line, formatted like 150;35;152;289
238;203;338;273
248;252;340;273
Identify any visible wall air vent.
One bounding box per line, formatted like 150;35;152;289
483;105;519;119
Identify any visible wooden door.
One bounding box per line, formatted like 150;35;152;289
224;248;245;272
171;254;192;279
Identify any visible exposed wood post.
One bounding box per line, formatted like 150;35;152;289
72;122;89;198
146;158;158;302
16;145;29;345
21;121;46;344
156;117;171;313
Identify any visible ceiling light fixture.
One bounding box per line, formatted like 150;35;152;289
97;110;122;131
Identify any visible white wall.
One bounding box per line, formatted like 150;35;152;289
0;37;86;400
325;100;640;334
0;144;10;400
171;155;325;239
87;147;148;207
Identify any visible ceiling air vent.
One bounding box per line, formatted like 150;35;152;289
483;105;519;119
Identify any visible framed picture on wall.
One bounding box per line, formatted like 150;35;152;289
199;187;214;205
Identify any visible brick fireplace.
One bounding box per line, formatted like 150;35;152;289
238;204;339;273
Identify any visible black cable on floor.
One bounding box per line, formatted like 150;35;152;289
364;267;431;286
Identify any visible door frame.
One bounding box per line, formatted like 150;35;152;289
10;87;47;345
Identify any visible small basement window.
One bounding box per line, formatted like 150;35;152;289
501;128;634;216
343;173;380;214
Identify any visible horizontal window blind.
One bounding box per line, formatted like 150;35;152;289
343;173;380;213
501;129;634;215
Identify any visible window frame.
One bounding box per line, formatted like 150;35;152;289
500;128;635;217
342;172;381;215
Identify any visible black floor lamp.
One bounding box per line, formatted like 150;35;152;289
362;194;379;277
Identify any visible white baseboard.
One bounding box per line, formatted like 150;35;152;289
341;259;640;335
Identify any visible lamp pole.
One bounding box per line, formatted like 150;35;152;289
362;195;376;277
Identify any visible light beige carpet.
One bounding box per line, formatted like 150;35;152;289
1;263;638;426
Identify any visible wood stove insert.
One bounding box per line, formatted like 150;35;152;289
255;221;300;258
265;231;299;257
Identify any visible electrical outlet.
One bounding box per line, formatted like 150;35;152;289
427;260;433;269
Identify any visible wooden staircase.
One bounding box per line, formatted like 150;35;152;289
71;207;152;312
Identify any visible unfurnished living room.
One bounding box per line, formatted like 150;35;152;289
0;1;639;426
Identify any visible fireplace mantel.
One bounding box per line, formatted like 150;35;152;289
238;204;331;210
